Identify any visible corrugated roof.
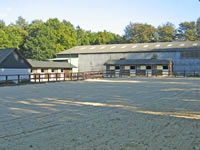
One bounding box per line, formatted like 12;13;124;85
27;59;76;68
0;48;16;64
58;41;200;55
105;59;170;65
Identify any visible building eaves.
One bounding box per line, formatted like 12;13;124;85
105;59;170;65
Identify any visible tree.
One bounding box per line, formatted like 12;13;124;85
5;25;28;50
76;26;90;45
157;23;176;42
31;19;44;25
94;31;115;45
0;29;10;49
16;16;28;29
178;21;196;41
196;18;200;40
87;31;98;45
0;20;5;29
22;18;78;60
22;23;57;60
124;23;156;43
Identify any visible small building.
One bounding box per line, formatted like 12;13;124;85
105;59;173;77
0;48;75;83
27;59;75;82
0;48;31;83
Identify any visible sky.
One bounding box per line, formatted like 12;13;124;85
0;0;199;35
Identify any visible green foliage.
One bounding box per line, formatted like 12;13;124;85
0;29;10;49
16;16;28;29
76;26;90;45
178;21;196;41
0;16;200;61
23;23;57;60
196;18;200;40
157;23;176;42
0;20;5;29
124;23;156;43
5;25;28;50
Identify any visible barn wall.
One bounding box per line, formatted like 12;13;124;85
56;54;79;72
78;51;200;72
0;68;31;82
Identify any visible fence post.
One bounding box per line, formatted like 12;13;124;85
6;75;8;83
77;73;79;80
48;74;50;82
29;74;31;82
18;75;20;83
35;74;36;83
39;74;40;83
184;70;185;77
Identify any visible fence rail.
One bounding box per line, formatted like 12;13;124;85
0;72;104;85
0;70;200;85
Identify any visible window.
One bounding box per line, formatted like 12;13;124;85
125;66;130;70
41;69;44;72
110;66;115;70
181;51;200;59
61;69;64;72
130;66;135;70
52;69;54;72
157;65;163;70
140;66;146;70
115;66;120;70
146;66;151;70
163;66;168;70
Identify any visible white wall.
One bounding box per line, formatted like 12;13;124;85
67;58;79;72
30;69;66;82
0;68;31;83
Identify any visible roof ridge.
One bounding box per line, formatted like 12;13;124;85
0;48;16;64
62;41;200;50
57;41;200;55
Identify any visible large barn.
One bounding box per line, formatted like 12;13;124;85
56;41;200;76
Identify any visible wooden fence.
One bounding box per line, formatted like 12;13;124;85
0;70;200;85
0;72;104;84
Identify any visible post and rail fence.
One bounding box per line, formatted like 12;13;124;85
0;70;200;85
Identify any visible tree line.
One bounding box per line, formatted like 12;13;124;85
0;16;200;60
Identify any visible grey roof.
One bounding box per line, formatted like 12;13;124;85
0;48;16;64
58;41;200;55
105;59;170;65
27;59;76;68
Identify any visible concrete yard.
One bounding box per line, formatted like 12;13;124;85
0;78;200;150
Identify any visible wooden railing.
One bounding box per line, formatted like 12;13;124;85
0;71;104;84
1;70;200;85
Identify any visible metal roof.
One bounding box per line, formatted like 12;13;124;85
58;41;200;55
105;59;170;65
27;59;76;68
0;48;16;64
